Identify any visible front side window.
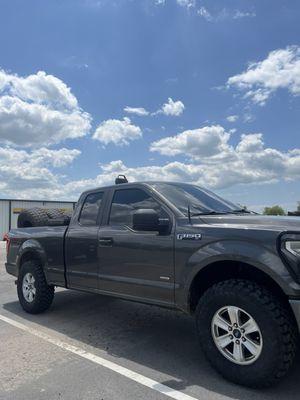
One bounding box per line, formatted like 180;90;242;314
109;188;167;227
79;192;103;225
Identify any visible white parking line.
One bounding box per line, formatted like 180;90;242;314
0;313;199;400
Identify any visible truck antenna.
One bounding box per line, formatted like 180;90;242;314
188;203;192;224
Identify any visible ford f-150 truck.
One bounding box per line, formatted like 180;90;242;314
5;177;300;388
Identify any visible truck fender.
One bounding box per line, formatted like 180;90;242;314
178;239;296;309
17;239;47;271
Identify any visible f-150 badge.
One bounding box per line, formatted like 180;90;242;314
177;233;202;240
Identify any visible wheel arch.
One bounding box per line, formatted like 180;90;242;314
19;250;43;268
188;260;291;314
17;240;47;272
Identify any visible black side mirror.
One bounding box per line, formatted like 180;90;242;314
132;209;159;231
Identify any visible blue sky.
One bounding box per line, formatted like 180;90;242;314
0;0;299;212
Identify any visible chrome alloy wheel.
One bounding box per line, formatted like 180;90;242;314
22;272;36;303
211;306;263;365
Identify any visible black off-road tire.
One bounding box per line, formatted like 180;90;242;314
45;209;64;219
61;209;73;224
17;208;49;228
195;279;298;388
62;209;73;218
46;209;73;225
17;261;54;314
45;209;68;226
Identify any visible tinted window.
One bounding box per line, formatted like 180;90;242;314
79;192;103;225
151;183;241;216
109;188;167;226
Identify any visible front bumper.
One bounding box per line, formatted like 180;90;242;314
289;299;300;331
5;262;18;278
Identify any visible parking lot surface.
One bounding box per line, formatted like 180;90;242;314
1;242;300;400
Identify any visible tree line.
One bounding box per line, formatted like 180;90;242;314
263;202;300;216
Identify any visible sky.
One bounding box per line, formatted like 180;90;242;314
0;0;300;212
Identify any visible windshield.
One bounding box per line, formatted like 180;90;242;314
151;182;243;216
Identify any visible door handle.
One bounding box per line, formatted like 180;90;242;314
98;237;114;246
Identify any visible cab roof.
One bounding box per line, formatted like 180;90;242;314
80;181;170;196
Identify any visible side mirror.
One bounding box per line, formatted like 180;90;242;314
132;209;159;231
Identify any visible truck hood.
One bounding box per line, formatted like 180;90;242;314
197;214;300;232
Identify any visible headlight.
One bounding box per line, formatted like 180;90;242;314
285;241;300;257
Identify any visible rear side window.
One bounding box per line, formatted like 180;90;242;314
109;188;167;227
79;192;103;226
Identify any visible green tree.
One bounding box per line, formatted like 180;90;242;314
263;205;286;216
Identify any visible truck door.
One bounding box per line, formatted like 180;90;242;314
65;191;105;290
98;186;175;305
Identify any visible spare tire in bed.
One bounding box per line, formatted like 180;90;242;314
17;208;50;228
46;209;73;224
61;209;73;223
45;209;64;219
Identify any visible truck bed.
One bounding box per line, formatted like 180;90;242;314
6;226;68;286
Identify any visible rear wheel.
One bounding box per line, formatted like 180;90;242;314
17;261;54;314
195;279;298;388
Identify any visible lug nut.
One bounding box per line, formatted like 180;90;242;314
241;328;245;333
236;340;240;345
242;337;246;342
230;335;233;340
228;326;232;331
234;323;238;328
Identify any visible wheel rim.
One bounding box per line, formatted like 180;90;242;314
22;273;36;303
211;305;263;365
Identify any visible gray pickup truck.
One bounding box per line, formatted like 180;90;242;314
5;177;300;388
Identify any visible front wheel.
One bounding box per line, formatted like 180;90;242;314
17;261;54;314
195;279;298;388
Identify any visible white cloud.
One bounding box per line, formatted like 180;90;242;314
243;112;255;123
155;2;255;19
4;70;78;109
235;133;263;153
0;96;91;147
233;10;256;19
1;129;300;200
197;7;255;22
65;135;300;195
123;106;149;116
154;0;195;8
93;117;142;146
160;97;185;116
124;98;185;117
0;146;80;169
197;7;212;21
176;0;195;8
148;125;300;189
226;115;238;122
150;125;231;158
0;146;81;196
227;46;300;105
0;69;91;147
29;148;81;168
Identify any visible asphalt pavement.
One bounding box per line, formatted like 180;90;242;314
1;241;300;400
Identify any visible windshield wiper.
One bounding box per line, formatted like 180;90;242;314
231;209;251;214
231;209;259;214
190;209;256;216
190;211;231;216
